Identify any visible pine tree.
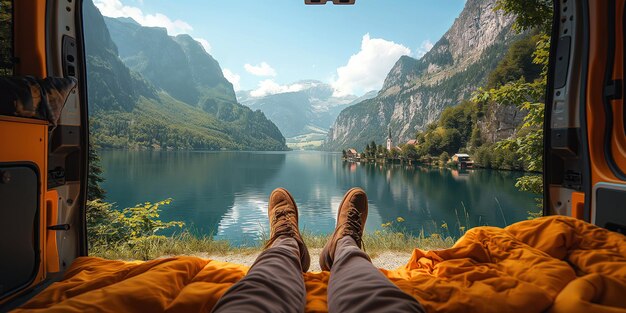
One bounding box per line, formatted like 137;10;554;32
369;141;377;158
88;137;106;201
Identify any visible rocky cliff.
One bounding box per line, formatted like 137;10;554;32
324;0;516;151
103;17;237;109
83;0;155;113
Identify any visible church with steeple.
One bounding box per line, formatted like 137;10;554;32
386;126;393;151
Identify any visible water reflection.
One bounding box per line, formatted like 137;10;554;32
101;151;537;245
334;162;536;237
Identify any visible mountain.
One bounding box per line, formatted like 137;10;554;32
84;1;286;150
82;0;155;113
324;0;516;151
103;17;237;108
238;81;375;138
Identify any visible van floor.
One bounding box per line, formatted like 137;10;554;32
162;248;412;272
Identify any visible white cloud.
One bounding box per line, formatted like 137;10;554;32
331;33;411;96
222;69;241;91
415;40;434;59
195;38;212;53
250;80;304;98
94;0;192;35
244;62;277;77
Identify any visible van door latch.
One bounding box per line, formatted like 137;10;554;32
604;79;622;100
47;224;70;231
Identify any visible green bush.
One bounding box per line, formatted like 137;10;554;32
439;151;450;166
87;198;184;251
473;143;525;170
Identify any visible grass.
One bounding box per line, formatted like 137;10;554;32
89;232;256;261
89;229;455;261
88;198;540;262
302;230;455;258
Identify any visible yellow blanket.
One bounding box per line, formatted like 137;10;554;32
15;216;626;313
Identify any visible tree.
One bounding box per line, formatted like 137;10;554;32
439;151;450;164
369;141;377;158
495;0;552;34
486;33;543;88
390;148;400;159
469;127;483;150
401;144;418;160
377;144;387;158
342;149;347;158
0;0;13;76
86;198;184;258
88;137;106;201
473;0;552;199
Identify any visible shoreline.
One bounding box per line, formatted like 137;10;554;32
89;231;456;265
169;248;414;272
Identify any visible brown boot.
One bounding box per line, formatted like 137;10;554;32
263;188;310;272
319;187;368;271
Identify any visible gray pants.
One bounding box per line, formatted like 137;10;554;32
212;236;425;313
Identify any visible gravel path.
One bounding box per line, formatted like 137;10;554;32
194;248;413;272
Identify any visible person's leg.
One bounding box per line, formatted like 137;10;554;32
212;188;310;313
320;188;425;313
328;236;425;313
212;236;306;313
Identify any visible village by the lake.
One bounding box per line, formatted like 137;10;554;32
342;127;475;169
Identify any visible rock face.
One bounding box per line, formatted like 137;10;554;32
83;0;155;113
478;102;526;143
103;17;237;109
324;0;516;151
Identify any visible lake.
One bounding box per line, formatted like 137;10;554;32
100;150;539;245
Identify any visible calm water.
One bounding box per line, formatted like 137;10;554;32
100;150;538;245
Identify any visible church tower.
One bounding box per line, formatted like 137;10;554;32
386;126;393;151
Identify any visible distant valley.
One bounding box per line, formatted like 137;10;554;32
237;82;376;149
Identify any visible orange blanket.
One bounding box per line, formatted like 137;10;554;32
14;216;626;313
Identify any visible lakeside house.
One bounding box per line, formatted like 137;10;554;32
406;139;418;146
452;153;474;169
346;148;359;161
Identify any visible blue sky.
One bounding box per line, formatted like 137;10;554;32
93;0;466;96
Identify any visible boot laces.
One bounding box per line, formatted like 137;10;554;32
271;206;297;238
342;206;364;246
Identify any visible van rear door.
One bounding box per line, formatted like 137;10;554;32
0;0;88;307
545;0;626;234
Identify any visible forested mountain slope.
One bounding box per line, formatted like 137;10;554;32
84;0;286;150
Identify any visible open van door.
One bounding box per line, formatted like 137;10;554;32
546;0;626;234
0;0;88;307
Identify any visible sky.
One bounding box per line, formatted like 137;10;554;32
93;0;466;97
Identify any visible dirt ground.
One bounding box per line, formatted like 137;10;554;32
195;248;414;272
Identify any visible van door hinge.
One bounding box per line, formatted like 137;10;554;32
605;79;622;100
47;224;70;231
